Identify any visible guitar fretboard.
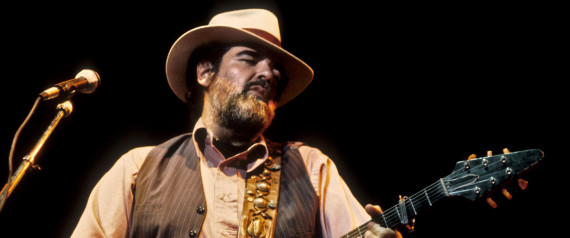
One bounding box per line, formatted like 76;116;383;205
341;179;448;238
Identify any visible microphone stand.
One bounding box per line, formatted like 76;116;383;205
0;100;73;212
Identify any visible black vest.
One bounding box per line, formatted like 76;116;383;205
131;134;320;238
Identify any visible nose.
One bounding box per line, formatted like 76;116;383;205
255;59;281;84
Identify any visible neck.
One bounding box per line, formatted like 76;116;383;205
203;120;262;147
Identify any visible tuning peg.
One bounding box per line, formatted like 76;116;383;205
467;154;477;160
518;178;529;190
486;197;498;209
487;151;493;156
501;188;513;200
502;148;510;154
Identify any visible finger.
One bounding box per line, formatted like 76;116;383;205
363;230;376;238
367;221;397;238
365;204;383;217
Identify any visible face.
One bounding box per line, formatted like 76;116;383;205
200;45;283;144
216;45;283;102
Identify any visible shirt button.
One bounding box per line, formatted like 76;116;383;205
222;194;235;202
196;205;206;214
189;230;197;237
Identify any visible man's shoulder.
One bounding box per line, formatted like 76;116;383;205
120;146;155;170
154;133;194;148
277;141;330;166
120;133;194;168
125;146;156;156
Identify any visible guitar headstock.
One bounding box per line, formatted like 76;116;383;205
443;149;544;202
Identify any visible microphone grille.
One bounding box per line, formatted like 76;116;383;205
75;69;101;94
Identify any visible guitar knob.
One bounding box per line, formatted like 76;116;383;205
502;148;511;154
467;154;477;160
518;178;529;190
486;197;498;208
487;150;493;156
501;188;513;200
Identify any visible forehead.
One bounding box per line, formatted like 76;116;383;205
224;44;282;63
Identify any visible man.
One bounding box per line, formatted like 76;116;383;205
72;9;397;238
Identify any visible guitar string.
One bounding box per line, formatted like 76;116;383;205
360;151;534;237
343;193;450;238
382;181;446;219
344;195;449;238
443;159;515;196
344;156;513;237
376;158;511;230
446;171;512;195
445;155;515;181
343;153;527;238
380;193;447;226
412;159;507;205
360;157;518;236
343;182;448;238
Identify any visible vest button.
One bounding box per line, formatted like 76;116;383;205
196;205;206;214
189;230;197;237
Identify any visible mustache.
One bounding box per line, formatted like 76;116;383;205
243;79;270;93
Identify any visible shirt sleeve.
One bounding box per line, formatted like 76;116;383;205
297;146;371;238
71;146;153;238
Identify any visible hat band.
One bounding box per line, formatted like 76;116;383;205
243;28;282;47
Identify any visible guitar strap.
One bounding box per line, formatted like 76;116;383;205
238;140;283;238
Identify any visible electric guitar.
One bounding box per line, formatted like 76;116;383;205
340;148;544;238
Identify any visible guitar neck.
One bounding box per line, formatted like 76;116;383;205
341;179;449;238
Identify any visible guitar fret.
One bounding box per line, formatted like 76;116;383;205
395;206;401;220
424;189;432;206
343;180;449;237
440;178;449;196
408;197;417;215
381;212;388;228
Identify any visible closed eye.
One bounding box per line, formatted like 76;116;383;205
236;50;260;63
239;58;257;65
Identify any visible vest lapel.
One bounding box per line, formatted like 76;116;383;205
131;134;206;238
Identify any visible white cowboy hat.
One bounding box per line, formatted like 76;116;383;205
166;8;314;107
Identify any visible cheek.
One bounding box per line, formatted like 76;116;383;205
219;64;253;89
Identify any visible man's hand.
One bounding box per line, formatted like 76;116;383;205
363;204;401;238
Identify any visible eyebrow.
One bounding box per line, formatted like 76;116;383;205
236;49;260;58
234;48;284;71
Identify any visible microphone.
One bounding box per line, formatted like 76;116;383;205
39;69;101;100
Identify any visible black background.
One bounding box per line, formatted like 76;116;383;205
0;1;565;237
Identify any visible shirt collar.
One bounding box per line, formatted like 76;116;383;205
191;118;269;173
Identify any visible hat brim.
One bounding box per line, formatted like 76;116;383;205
166;25;314;107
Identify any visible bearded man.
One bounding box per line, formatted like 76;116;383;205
72;9;397;238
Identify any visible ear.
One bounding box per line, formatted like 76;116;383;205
196;60;215;87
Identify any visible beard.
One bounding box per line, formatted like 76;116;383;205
203;74;276;145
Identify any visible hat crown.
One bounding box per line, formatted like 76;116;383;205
209;9;281;43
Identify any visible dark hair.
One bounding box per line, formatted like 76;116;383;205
185;42;229;121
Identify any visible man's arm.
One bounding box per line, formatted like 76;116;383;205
71;147;152;238
298;145;398;238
